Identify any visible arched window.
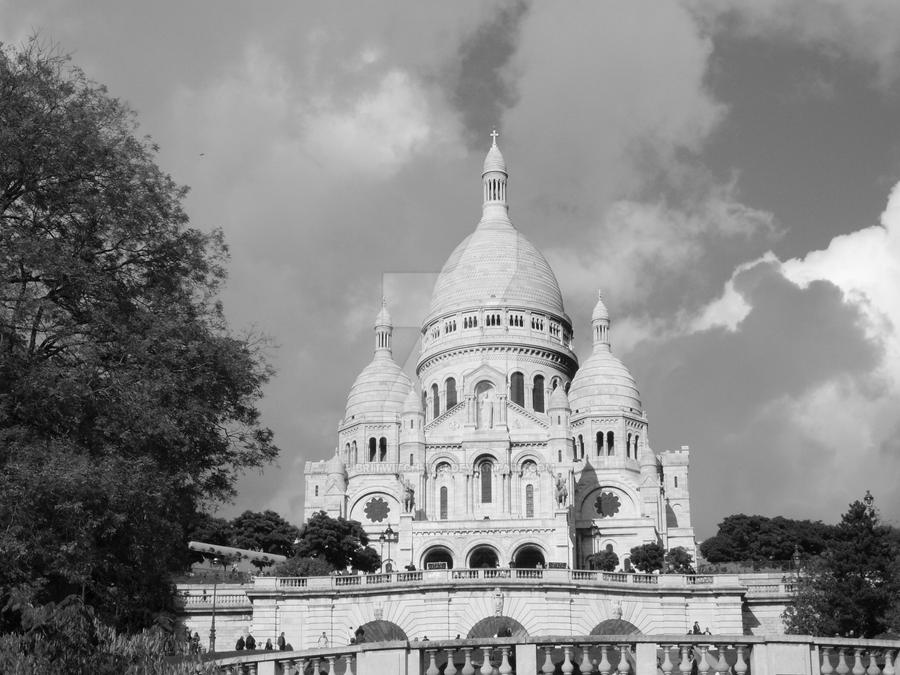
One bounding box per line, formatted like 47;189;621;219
525;484;534;518
352;441;357;464
596;432;603;456
635;434;640;458
368;437;376;462
479;461;492;503
551;378;559;391
674;476;679;488
440;487;448;520
607;431;614;456
578;434;585;459
533;375;545;413
379;437;387;462
627;433;632;459
431;383;440;418
314;485;318;497
510;372;524;406
345;442;350;460
446;377;457;409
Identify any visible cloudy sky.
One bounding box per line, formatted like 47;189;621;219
3;1;899;538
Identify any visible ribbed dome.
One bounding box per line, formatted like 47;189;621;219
425;219;567;322
344;356;412;420
592;291;609;322
402;384;423;414
325;451;346;474
568;348;642;414
483;142;507;174
548;384;570;410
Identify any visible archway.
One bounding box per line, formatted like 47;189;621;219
354;620;408;643
467;616;528;639
422;546;454;570
468;545;499;569
513;545;545;569
590;619;642;635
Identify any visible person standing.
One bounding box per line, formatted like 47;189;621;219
245;633;256;650
278;632;286;650
317;631;329;648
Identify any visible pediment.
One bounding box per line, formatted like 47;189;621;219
462;363;506;394
507;401;549;431
425;401;467;436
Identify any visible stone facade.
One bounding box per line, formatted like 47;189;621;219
303;137;696;572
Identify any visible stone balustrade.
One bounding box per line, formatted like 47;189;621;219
232;569;737;594
204;635;899;675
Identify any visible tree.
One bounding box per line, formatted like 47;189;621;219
230;510;301;570
0;39;277;633
629;543;665;573
665;547;696;574
784;493;900;637
588;550;619;572
186;513;235;568
289;511;381;573
272;557;334;577
700;514;833;565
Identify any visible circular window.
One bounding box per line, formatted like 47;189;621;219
364;496;390;523
594;491;621;518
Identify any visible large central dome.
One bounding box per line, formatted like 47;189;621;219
424;137;567;325
425;218;566;323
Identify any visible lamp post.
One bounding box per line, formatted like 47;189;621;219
380;526;397;573
209;556;219;654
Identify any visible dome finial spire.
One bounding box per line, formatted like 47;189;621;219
482;129;508;213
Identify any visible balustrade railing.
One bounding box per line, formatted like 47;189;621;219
206;636;899;675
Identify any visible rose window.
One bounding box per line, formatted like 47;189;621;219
364;496;390;523
594;491;621;518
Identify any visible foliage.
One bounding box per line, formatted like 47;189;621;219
0;39;277;632
0;596;215;674
700;514;834;564
665;547;696;574
291;511;381;573
588;550;619;572
230;510;302;570
272;556;335;577
783;494;900;637
629;543;665;573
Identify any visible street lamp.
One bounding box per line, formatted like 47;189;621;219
209;556;219;654
380;526;398;573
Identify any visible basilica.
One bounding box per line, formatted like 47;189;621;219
304;136;696;573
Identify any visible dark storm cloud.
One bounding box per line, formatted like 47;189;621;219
628;260;887;535
450;0;529;149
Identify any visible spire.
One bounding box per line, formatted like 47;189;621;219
374;298;393;357
482;129;508;215
591;289;611;350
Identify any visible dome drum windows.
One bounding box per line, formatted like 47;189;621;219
444;319;457;334
485;313;502;327
549;322;561;338
532;375;545;413
531;316;545;331
431;383;440;418
510;372;524;407
509;314;524;328
445;377;457;409
463;315;479;329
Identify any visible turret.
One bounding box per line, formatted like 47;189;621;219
482;129;508;219
400;384;426;466
548;385;572;463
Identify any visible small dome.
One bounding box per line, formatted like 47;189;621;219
483;141;507;175
402;385;423;414
568;349;642;414
325;451;346;475
592;291;609;322
375;300;392;327
548;384;570;410
344;357;412;420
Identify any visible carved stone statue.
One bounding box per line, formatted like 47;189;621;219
555;472;568;508
397;475;415;513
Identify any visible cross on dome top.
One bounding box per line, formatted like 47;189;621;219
490;129;499;145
